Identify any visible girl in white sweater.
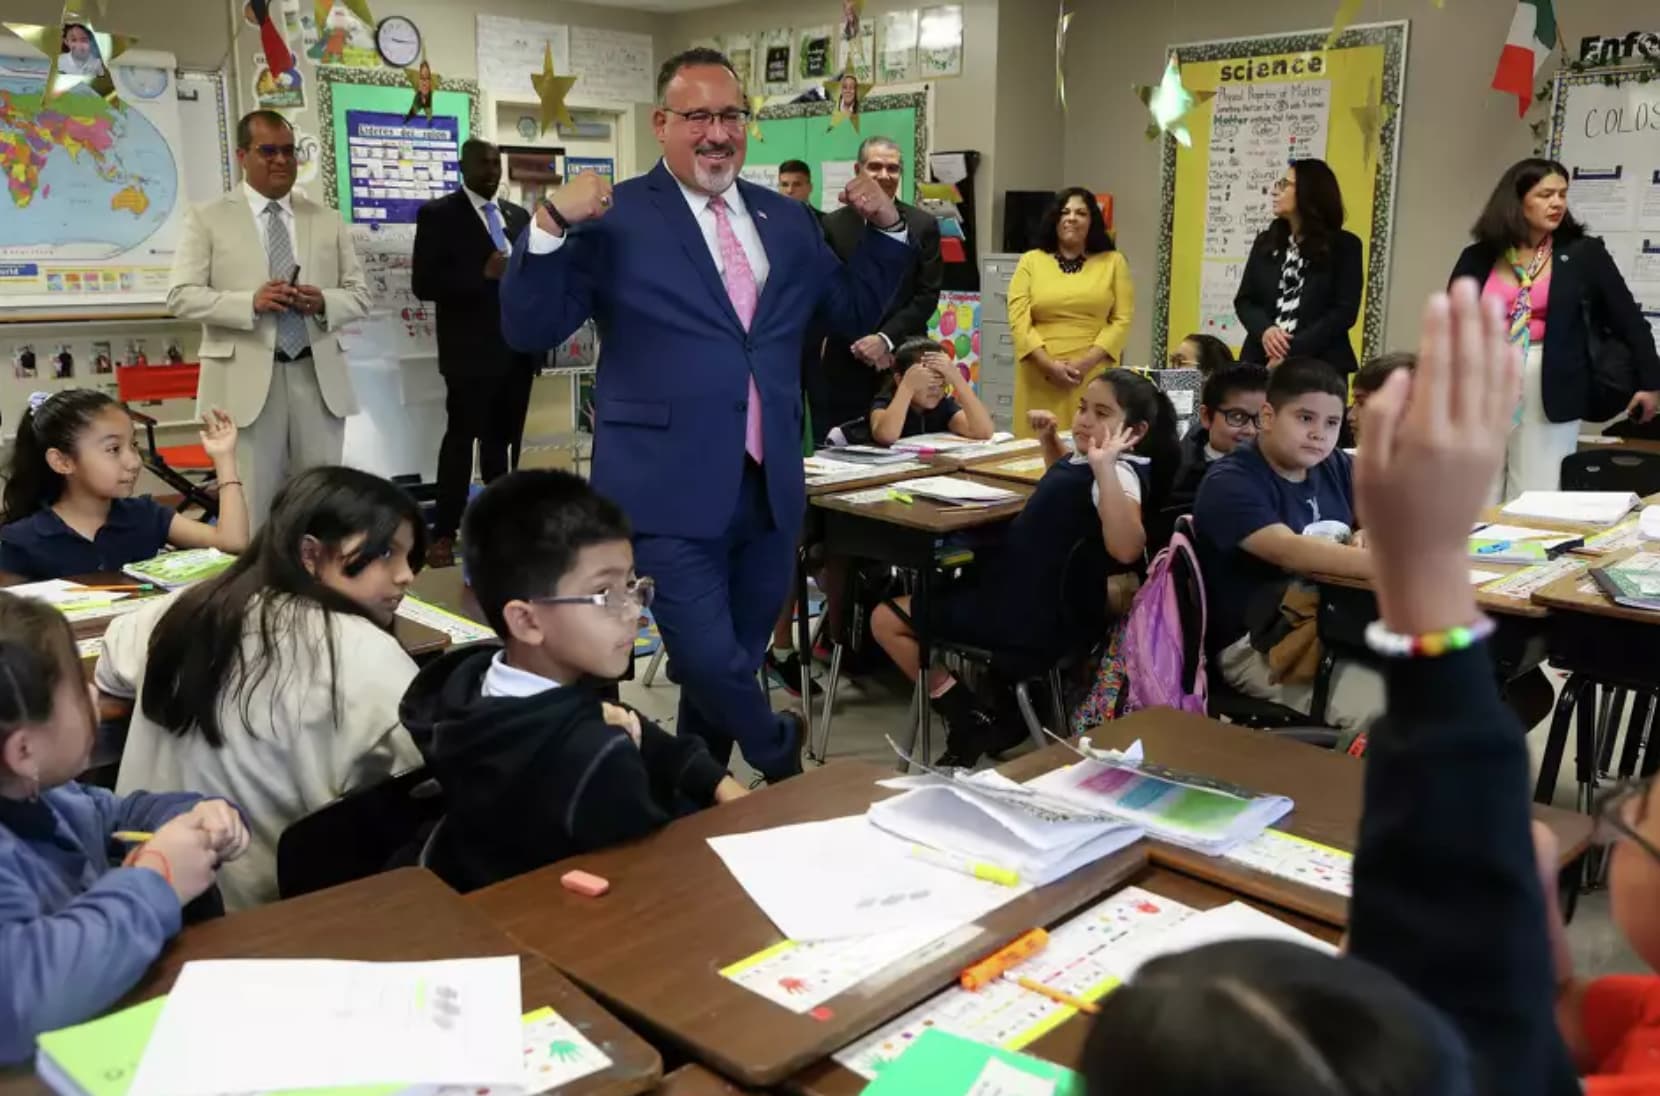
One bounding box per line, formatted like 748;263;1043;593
103;467;428;910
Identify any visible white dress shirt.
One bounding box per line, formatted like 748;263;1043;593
526;160;907;282
1071;451;1146;506
244;181;298;267
481;649;562;697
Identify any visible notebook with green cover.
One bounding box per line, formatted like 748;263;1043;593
860;1028;1082;1095
122;548;236;590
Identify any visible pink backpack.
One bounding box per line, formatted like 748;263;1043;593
1122;522;1208;715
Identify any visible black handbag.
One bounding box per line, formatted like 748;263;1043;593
1580;252;1639;423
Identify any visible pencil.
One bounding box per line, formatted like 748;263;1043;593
1004;974;1100;1015
111;831;154;843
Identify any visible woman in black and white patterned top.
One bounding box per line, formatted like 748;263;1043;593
1233;158;1364;375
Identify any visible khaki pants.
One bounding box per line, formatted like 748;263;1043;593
1493;344;1579;502
1220;635;1384;744
237;356;346;529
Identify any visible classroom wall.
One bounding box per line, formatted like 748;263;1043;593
666;0;1002;238
989;0;1063;245
1060;0;1652;364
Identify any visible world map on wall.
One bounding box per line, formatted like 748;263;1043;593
0;64;179;259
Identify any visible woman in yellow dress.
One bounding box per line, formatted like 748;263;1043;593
1008;188;1134;435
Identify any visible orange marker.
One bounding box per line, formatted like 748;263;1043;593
958;928;1049;991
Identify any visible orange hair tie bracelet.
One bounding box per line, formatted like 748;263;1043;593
123;845;173;886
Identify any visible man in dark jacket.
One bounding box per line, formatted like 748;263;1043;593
816;136;944;434
412;139;537;567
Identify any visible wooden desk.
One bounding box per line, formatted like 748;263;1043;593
997;710;1595;928
972;455;1050;486
654;1064;760;1095
804;462;937;498
469;762;1147;1088
809;477;1036;763
787;864;1340;1096
0;869;661;1096
1580;434;1660;457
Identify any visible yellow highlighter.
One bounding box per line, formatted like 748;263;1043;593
909;843;1020;887
887;488;914;505
111;831;154;843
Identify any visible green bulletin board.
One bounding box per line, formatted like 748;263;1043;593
742;91;928;209
315;68;482;221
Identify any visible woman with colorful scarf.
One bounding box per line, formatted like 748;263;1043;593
1451;157;1660;497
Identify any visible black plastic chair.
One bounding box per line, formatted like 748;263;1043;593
1169;515;1340;747
275;766;445;899
932;537;1114;749
1559;448;1660;497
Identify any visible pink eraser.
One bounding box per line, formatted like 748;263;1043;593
560;869;610;897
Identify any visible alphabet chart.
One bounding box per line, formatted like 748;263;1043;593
1221;828;1353;897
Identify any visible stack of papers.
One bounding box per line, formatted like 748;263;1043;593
1469;523;1583;563
1590;552;1660;611
117;958;524;1096
7;579;133;616
1106;902;1337;979
867;771;1144;889
708;814;1038;940
1501;491;1642;526
1642;508;1660;541
890;432;991;453
814;445;919;465
1024;754;1292;856
124;548;235;589
888;476;1023;506
395;595;496;644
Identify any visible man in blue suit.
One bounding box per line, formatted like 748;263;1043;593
501;48;913;782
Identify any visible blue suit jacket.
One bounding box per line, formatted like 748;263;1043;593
501;161;912;539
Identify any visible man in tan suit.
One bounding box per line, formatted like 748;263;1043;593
168;110;370;524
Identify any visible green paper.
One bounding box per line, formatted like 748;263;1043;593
35;996;403;1096
859;1029;1081;1095
123;548;235;588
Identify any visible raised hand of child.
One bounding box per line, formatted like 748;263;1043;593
198;407;238;460
900;362;939;395
1026;409;1059;439
1082;424;1137;474
136;815;221;904
1355;280;1518;636
188;799;251;862
601;701;643;747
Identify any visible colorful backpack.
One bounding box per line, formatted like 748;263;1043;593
1122;521;1208;715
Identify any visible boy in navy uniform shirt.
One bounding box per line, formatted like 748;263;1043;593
400;470;747;892
868;337;995;446
1193;357;1381;734
1169;362;1269;512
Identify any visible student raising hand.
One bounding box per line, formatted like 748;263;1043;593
1079;423;1139;473
1354;279;1520;634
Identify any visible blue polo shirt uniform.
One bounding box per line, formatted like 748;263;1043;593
0;498;174;580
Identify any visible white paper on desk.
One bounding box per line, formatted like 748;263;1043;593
1502;491;1641;526
128;957;524;1096
706;815;1031;941
1469;568;1505;585
891;476;1023;505
1641;507;1660;541
5;578;129;606
1472;523;1579;543
1110;902;1336;982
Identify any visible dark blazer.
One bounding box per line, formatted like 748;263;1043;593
1235;227;1364;374
500;161;913;539
412;189;534;379
1450;235;1660;423
819;201;943;426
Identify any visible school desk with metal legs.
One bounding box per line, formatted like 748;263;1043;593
808;475;1036;767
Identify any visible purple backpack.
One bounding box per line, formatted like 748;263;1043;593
1122;522;1208;715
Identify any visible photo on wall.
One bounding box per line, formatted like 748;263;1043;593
12;344;36;380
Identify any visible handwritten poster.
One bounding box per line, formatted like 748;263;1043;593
475;14;570;97
569;26;653;104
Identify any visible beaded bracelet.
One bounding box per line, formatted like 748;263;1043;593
1364;615;1496;659
123;845;173;886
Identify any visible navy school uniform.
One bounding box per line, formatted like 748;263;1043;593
0;498;174;581
927;455;1150;656
869;389;962;438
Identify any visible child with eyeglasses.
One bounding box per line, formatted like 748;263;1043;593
400;469;747;893
1168;361;1268;512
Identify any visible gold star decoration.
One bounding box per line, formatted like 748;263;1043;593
404;52;438;122
1055;1;1073;111
531;41;577;136
1351;77;1397;170
3;4;137;107
1324;0;1363;50
1134;54;1214;149
824;71;872;131
747;94;766;141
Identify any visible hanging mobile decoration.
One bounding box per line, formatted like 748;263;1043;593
747;94;766;141
1134;54;1215;148
825;69;872;131
1055;1;1074;110
1324;0;1364;50
4;3;137;107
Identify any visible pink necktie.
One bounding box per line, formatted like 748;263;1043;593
709;195;763;464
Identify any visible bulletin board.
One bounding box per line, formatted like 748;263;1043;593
1154;21;1408;365
1547;67;1660;348
738;89;929;210
315;67;482;223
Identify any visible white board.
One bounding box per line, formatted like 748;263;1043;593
1552;71;1660;354
568;26;654;105
476;14;570;99
176;69;233;203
